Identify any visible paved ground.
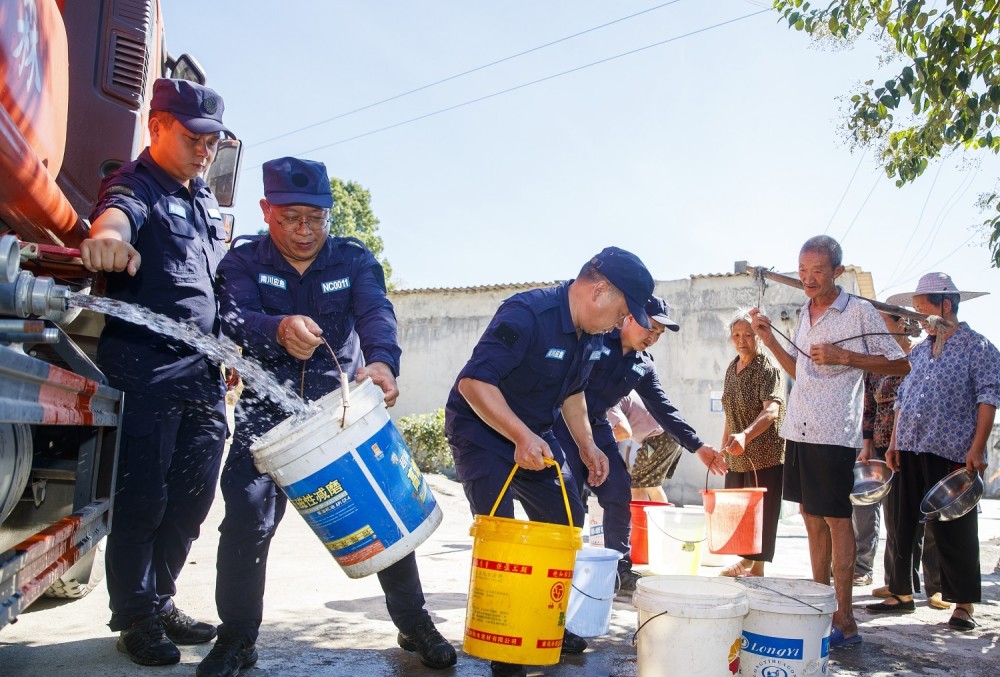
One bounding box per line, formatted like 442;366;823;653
1;472;998;676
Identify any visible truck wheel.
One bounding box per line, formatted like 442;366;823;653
44;538;107;599
0;423;32;526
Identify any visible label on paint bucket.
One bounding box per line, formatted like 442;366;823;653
283;420;436;566
741;630;804;660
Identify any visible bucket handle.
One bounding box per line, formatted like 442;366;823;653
707;451;758;493
489;458;574;527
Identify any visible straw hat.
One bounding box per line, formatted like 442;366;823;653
885;272;989;308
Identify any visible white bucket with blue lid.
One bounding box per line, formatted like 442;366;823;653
251;378;442;578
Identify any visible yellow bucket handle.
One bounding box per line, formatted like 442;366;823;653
488;458;575;527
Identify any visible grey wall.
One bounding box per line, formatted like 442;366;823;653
389;270;868;505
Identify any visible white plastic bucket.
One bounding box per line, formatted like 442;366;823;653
586;494;604;547
633;575;749;677
251;378;442;578
644;505;706;575
737;578;837;677
565;546;623;637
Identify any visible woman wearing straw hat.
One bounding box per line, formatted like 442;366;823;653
866;273;998;632
718;309;786;578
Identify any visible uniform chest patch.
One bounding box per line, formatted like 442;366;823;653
258;273;287;290
601;346;612;355
545;348;566;360
207;208;222;220
321;277;351;293
630;363;647;377
589;350;603;361
168;203;187;218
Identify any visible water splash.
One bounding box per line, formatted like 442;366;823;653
69;293;313;417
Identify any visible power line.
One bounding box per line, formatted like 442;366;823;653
244;8;771;172
878;227;979;297
896;158;982;282
248;0;686;149
823;147;867;234
838;174;880;244
884;159;944;287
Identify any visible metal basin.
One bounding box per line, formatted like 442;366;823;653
920;468;984;522
850;460;894;506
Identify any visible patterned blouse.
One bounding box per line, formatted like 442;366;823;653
721;352;786;472
862;371;903;450
894;323;1000;463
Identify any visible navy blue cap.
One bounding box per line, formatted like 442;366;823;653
262;157;334;208
150;79;232;137
646;296;680;332
590;246;655;329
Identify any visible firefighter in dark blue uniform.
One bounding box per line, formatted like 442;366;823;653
80;79;233;667
196;158;456;677
553;296;727;593
445;247;654;677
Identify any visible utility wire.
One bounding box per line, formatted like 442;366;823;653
885;159;944;288
248;0;686;149
244;8;771;172
879;227;978;297
838;174;879;244
896;158;982;282
823;147;867;234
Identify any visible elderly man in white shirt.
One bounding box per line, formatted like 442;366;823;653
751;235;909;648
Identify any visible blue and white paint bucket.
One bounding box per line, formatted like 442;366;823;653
251;378;442;578
737;578;836;677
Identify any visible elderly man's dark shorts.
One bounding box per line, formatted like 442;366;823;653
630;433;683;489
783;440;855;518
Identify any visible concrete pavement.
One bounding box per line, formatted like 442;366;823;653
1;471;998;676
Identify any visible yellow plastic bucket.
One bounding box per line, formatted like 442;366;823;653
463;459;582;665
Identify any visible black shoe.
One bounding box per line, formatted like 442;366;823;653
561;629;587;654
490;661;527;677
160;606;217;645
618;569;643;594
197;633;258;677
117;615;181;666
397;619;457;669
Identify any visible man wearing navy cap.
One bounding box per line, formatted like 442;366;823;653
79;78;233;666
198;157;456;677
445;246;652;677
553;296;727;593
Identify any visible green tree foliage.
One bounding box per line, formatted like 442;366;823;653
329;177;395;288
397;409;455;477
773;0;1000;266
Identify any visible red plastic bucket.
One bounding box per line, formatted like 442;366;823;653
700;488;766;555
629;500;671;565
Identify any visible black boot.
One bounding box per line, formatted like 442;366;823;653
397;619;457;669
562;629;588;654
116;615;181;666
196;632;258;677
160;605;217;644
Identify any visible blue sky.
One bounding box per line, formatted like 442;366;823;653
167;0;998;340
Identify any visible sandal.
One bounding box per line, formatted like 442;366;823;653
948;608;977;631
719;561;756;578
829;626;862;648
866;594;915;614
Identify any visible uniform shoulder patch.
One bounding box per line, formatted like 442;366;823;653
106;185;135;197
343;236;367;250
494;322;519;348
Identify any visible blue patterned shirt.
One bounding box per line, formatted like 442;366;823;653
894;323;1000;462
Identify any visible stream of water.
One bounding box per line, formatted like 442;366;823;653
69;293;314;418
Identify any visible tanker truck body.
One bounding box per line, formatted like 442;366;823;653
0;0;239;629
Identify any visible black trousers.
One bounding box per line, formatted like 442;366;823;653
106;392;228;630
886;451;980;603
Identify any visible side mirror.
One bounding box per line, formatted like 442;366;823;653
207;139;242;208
221;214;236;245
167;53;207;84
